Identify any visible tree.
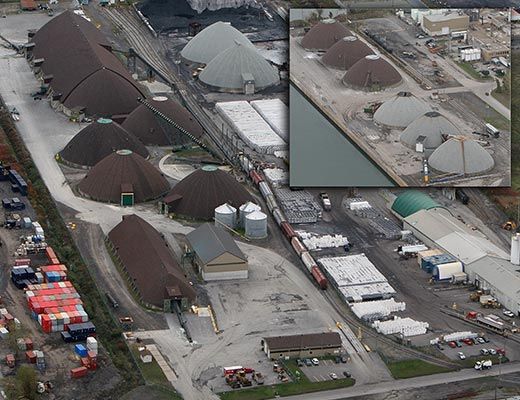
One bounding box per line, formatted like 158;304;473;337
16;365;37;400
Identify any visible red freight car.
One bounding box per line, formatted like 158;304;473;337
291;237;306;256
311;266;328;290
249;170;264;186
280;221;296;240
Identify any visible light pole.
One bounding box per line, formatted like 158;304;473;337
174;59;181;76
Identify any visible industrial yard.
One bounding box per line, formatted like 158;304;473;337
0;1;519;400
290;8;511;187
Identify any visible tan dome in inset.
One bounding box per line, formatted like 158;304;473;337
322;36;373;70
301;19;351;51
342;55;401;90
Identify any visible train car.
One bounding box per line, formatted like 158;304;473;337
259;181;273;198
301;251;317;272
265;194;279;213
291;237;306;256
280;221;297;240
311;266;328;290
249;170;264;186
272;208;286;227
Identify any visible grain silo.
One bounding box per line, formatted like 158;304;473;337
428;137;495;175
373;92;431;129
342;55;402;91
214;203;237;229
322;36;373;70
180;21;255;64
238;201;261;227
400;111;460;150
245;210;268;239
301;19;351;51
199;42;280;93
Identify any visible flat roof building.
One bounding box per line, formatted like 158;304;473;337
186;223;248;281
422;13;469;36
262;332;342;360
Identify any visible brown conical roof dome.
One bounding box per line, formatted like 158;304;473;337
60;118;149;168
122;96;204;146
322;36;374;70
78;150;170;203
164;165;254;220
301;19;351;51
342;55;402;90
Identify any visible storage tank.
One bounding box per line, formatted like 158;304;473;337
214;203;237;229
245;210;267;239
238;201;261;228
511;233;520;265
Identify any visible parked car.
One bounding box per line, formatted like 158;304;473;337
503;309;515;318
477;337;485;344
489;349;497;355
334;357;341;364
436;343;445;350
311;358;319;366
458;352;466;360
304;359;312;366
482;336;490;343
455;341;462;348
329;373;338;380
497;348;506;356
480;349;489;355
297;359;304;367
340;356;347;363
448;341;457;348
462;338;473;345
343;371;351;378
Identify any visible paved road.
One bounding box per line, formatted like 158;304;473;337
283;362;520;400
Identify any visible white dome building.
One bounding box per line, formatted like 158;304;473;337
373;92;431;129
400;111;460;150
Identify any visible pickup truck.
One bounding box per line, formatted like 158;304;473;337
319;192;331;211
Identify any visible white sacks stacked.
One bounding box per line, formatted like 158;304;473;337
87;337;98;355
350;299;406;321
216;101;287;154
299;232;349;251
372;317;429;337
443;331;478;342
250;99;289;142
263;168;289;187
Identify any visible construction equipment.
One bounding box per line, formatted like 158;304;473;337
470;290;483;302
502;220;517;231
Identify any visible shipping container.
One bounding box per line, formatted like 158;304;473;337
70;366;88;378
45;247;60;265
14;259;31;266
291;237;306;256
311;266;328;289
280;221;296;240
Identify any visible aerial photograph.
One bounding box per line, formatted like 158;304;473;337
290;8;511;187
0;1;519;400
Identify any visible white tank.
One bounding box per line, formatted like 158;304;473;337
238;201;261;227
214;203;236;229
245;210;267;239
511;233;520;265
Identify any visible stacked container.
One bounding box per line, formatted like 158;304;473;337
40;264;68;282
61;322;96;342
75;344;88;358
86;337;98;355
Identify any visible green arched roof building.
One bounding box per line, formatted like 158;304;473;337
391;191;448;218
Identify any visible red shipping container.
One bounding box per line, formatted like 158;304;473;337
70;367;88;378
88;360;97;370
80;357;89;368
4;313;14;323
45;247;59;264
15;259;31;266
24;338;33;351
25;351;36;364
6;354;15;368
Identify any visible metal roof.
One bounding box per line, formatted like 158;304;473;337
263;332;342;351
391;190;447;218
404;208;467;241
400;111;460;149
186;223;246;265
108;214;195;306
428;137;495;175
436;232;509;264
322;36;374;70
122;96;204;146
180;21;255;64
199;42;280;91
373;92;431;129
342;55;402;90
60;118;148;167
301;19;351;51
78;150;170;203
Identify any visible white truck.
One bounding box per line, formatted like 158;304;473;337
474;360;492;370
319;192;331;211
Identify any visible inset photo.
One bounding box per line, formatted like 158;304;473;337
290;8;511;187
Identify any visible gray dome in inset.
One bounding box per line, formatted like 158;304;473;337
180;21;254;64
199;42;279;92
342;55;401;90
301;19;351;51
373;92;431;129
322;36;373;70
400;111;460;149
428;137;494;175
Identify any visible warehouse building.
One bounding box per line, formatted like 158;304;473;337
199;43;280;93
250;99;288;143
428;137;495;175
421;13;469;36
301;19;351;51
342;55;402;91
28;11;145;117
481;47;510;62
108;214;195;310
400;111;460;151
122;96;204;147
180;21;255;64
262;332;342;360
78;150;169;205
373;92;431;129
321;36;374;70
162;165;253;220
59;118;148;168
391;190;448;218
186;223;248;281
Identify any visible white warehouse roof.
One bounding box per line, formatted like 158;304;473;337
319;254;389;287
216;101;287;154
250;99;288;142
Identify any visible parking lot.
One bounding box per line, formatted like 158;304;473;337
298;357;353;382
438;335;509;361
